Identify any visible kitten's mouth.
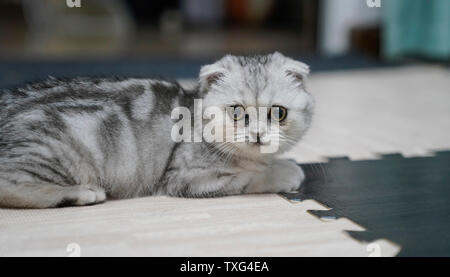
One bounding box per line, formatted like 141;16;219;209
242;135;270;146
250;142;268;147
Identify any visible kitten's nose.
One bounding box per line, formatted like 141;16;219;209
249;120;267;144
250;130;266;144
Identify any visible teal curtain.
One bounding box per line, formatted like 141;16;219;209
383;0;450;60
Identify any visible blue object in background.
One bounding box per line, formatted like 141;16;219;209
383;0;450;60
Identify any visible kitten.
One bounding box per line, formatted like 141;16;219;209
0;52;314;208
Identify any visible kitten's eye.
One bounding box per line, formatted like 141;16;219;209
230;105;245;121
270;106;287;122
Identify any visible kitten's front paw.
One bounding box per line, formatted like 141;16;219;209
272;159;305;193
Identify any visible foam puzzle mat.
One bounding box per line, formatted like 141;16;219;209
281;151;450;256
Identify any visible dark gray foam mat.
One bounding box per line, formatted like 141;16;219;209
281;151;450;256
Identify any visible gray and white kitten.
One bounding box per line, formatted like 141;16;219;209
0;52;314;208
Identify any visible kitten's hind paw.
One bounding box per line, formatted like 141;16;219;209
57;184;106;207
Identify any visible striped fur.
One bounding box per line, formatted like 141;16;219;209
0;53;313;208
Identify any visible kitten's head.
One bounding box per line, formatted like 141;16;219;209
198;52;314;159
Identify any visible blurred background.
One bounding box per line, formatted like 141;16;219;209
0;0;448;87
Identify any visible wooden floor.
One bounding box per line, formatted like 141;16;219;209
1;65;449;256
282;65;450;163
0;195;398;257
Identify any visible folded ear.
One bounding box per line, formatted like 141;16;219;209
271;52;310;85
284;60;310;85
199;63;226;92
